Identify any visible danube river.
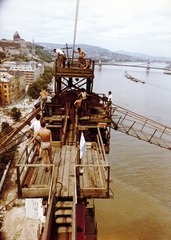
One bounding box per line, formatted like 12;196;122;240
93;63;171;240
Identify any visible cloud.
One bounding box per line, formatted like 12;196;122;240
0;0;171;57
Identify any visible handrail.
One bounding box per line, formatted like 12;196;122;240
56;57;94;70
61;104;69;146
97;126;108;165
112;103;171;132
111;103;171;149
0;107;41;151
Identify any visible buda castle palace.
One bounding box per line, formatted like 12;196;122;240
0;32;44;105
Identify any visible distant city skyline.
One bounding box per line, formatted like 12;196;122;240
0;0;171;58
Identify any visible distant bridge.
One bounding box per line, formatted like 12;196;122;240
95;62;169;71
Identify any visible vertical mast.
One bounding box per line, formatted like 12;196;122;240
72;0;80;62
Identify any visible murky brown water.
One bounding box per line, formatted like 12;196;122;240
94;64;171;239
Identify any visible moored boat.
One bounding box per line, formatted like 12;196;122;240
164;70;171;75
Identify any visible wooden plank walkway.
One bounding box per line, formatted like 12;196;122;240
78;142;108;198
19;141;109;199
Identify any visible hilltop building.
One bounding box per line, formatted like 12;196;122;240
0;32;47;105
0;31;35;57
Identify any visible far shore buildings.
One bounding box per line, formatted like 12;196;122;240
0;32;44;105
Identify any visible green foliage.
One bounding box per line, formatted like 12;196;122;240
0;121;16;174
0;122;14;138
0;52;6;59
10;107;21;121
0;146;16;178
9;53;29;62
27;66;54;99
43;66;54;83
35;45;52;63
27;79;48;99
1;122;10;131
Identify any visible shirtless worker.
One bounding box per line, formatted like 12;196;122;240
74;47;86;68
27;119;53;171
40;89;48;111
78;88;89;110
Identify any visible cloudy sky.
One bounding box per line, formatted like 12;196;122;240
0;0;171;57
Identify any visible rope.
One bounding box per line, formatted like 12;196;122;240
72;0;80;62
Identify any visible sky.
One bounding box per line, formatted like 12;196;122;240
0;0;171;58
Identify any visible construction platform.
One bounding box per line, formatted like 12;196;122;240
16;141;110;200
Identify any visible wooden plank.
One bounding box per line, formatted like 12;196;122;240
80;188;107;198
57;226;72;240
40;168;52;185
23;168;34;187
92;149;104;188
95;149;106;187
40;148;57;185
53;147;61;164
52;141;61;147
34;166;44;185
79;142;108;197
84;149;94;188
30;185;49;188
56;146;66;196
62;146;72;197
87;148;98;188
68;146;77;197
81;150;90;189
81;148;97;189
56;217;72;224
28;167;39;187
67;124;73;144
56;201;73;209
57;226;72;233
22;188;49;198
68;163;75;197
55;209;72;216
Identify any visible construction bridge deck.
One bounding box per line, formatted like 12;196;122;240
16;141;110;200
15;114;111;240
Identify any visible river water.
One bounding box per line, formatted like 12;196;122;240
93;63;171;240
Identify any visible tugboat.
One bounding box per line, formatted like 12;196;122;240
163;70;171;75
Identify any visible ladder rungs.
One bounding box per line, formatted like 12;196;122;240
56;217;72;224
55;209;72;216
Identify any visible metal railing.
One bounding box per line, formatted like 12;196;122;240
111;104;171;150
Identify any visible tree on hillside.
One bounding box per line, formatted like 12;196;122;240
0;52;6;60
10;107;21;121
27;66;54;99
1;122;10;131
35;45;52;63
0;121;14;138
27;79;48;99
1;121;13;133
0;145;17;178
43;66;54;83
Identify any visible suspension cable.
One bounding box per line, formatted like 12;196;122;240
72;0;80;62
